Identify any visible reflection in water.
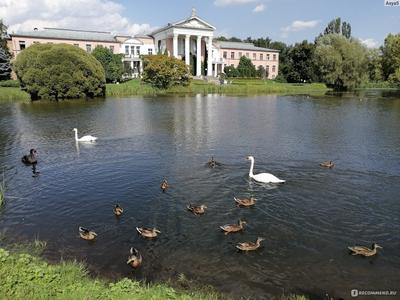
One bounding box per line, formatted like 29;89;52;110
0;92;399;299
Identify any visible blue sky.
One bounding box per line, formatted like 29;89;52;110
1;0;399;47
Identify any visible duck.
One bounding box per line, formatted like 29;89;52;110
21;149;37;165
136;227;161;238
79;226;97;240
113;204;124;216
187;204;207;215
320;161;334;168
127;247;142;268
73;128;97;142
220;220;247;234
207;156;222;168
160;179;169;192
247;156;285;184
236;237;265;251
348;243;382;257
234;197;256;207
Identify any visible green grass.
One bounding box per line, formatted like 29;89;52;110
106;79;329;97
0;172;5;207
0;87;30;101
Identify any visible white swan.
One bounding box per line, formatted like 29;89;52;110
73;128;97;142
247;156;285;184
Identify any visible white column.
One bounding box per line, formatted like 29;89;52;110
185;35;190;66
207;37;213;76
173;34;178;58
196;35;202;76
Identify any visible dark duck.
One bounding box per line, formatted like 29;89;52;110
21;149;37;165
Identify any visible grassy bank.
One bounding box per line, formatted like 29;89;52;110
106;79;329;97
0;87;30;101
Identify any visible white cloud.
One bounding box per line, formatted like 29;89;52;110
253;4;265;13
360;38;378;48
281;20;320;37
214;0;257;7
0;0;155;36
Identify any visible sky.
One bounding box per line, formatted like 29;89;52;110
1;0;399;48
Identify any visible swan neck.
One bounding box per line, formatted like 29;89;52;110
249;159;254;177
74;130;78;141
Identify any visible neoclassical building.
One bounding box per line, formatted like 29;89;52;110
8;9;279;79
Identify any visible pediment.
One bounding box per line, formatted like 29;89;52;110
174;17;215;30
122;38;143;45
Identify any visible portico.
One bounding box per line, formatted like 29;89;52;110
151;9;216;77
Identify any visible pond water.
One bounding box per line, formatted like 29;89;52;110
0;91;399;299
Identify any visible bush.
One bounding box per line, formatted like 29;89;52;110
142;55;190;89
14;43;106;100
237;56;257;77
0;79;19;87
92;46;124;83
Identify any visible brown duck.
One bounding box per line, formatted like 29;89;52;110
220;220;247;234
160;179;169;192
79;226;97;241
236;237;265;251
320;161;334;168
127;247;142;268
113;204;124;216
234;197;256;207
136;227;161;238
187;204;207;215
348;243;382;257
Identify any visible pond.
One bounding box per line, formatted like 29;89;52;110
0;91;399;299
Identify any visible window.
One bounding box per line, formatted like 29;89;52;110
266;54;270;60
223;51;227;59
136;46;140;56
86;44;92;53
238;52;242;57
230;52;234;59
260;54;263;60
130;46;135;55
110;45;114;53
272;65;276;73
33;41;39;44
273;54;276;61
125;46;129;55
148;48;153;55
19;41;26;50
266;65;270;73
246;52;249;58
253;53;256;60
231;64;234;67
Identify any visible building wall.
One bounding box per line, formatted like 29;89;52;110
10;36;121;57
219;48;279;79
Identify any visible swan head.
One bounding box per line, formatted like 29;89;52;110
246;156;254;161
73;128;77;132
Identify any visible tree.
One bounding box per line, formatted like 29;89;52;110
284;40;318;83
366;48;383;82
257;65;266;79
322;18;351;39
381;33;400;80
388;68;400;87
142;54;190;89
92;46;124;83
14;43;105;100
237;56;257;77
314;34;368;90
0;19;11;80
223;65;239;77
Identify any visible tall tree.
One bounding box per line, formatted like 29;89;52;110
322;17;351;39
237;56;257;77
314;34;368;90
381;33;400;80
0;19;11;80
92;46;124;83
285;40;318;83
366;48;383;82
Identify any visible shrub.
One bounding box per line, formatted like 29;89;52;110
14;43;106;100
0;79;19;87
92;46;124;83
237;56;257;77
142;55;190;89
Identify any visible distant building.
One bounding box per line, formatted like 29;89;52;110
8;9;279;79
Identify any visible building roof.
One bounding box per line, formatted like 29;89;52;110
11;28;118;43
215;41;280;53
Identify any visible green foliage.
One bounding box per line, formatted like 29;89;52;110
0;87;30;101
142;55;190;89
244;36;272;48
14;43;105;100
284;40;318;83
0;248;219;300
323;17;351;38
388;67;400;87
314;34;368;90
367;49;383;82
92;46;124;83
0;79;19;87
223;65;239;78
381;33;400;80
237;56;257;77
257;65;266;79
0;19;11;81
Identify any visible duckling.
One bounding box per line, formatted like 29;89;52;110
234;197;256;207
160;179;169;192
207;156;222;168
220;220;247;234
236;237;265;251
127;247;142;268
79;226;97;241
21;149;37;165
136;227;161;238
348;243;382;257
113;204;124;216
187;203;207;215
320;160;334;168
